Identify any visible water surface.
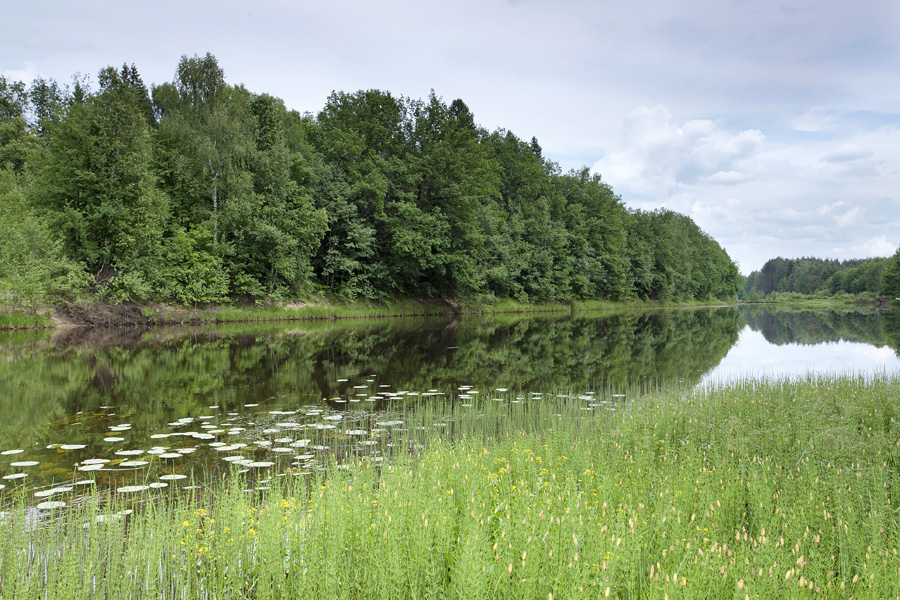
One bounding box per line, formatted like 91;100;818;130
0;306;896;500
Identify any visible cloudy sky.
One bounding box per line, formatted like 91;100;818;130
3;0;899;274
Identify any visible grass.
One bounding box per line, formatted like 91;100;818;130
1;374;899;598
6;294;744;329
743;292;886;306
181;296;738;325
0;309;53;329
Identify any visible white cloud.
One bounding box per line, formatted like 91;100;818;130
816;201;845;216
847;235;897;257
593;105;764;202
1;61;41;83
792;107;837;132
834;206;863;228
701;170;750;185
822;143;873;164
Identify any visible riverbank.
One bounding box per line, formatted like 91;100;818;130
0;296;736;330
1;374;896;598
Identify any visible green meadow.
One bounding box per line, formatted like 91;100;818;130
1;374;898;599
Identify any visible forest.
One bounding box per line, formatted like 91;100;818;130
0;53;740;311
741;252;900;300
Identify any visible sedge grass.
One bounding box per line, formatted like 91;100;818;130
1;374;898;598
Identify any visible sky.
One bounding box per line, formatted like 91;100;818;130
3;0;899;274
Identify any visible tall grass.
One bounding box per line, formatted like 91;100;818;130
1;374;898;598
0;310;53;329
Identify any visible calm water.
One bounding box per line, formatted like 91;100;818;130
1;305;897;501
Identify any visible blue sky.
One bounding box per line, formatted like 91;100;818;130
3;0;899;274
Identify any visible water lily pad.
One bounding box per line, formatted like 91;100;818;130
118;460;149;467
116;485;150;493
60;444;88;450
157;453;182;459
36;501;66;510
81;458;110;465
2;473;26;480
10;461;39;467
245;461;275;468
114;450;144;456
1;449;24;455
271;448;293;453
158;474;188;480
148;482;168;489
77;464;104;472
103;437;125;443
34;486;73;498
222;455;246;462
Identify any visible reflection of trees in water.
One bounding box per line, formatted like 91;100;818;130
739;306;900;354
0;309;741;448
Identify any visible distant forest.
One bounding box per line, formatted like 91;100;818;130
1;53;740;309
741;253;900;300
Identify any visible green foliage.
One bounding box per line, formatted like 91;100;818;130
30;64;168;298
2;53;741;310
155;227;230;305
743;255;892;299
881;246;900;298
626;209;737;301
0;169;87;311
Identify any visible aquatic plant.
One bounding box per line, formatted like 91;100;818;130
0;374;898;598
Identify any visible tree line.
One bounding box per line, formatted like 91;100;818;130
0;53;739;309
741;252;900;301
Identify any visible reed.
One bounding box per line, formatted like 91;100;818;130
1;374;898;598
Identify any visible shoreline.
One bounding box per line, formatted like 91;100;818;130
0;297;741;331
